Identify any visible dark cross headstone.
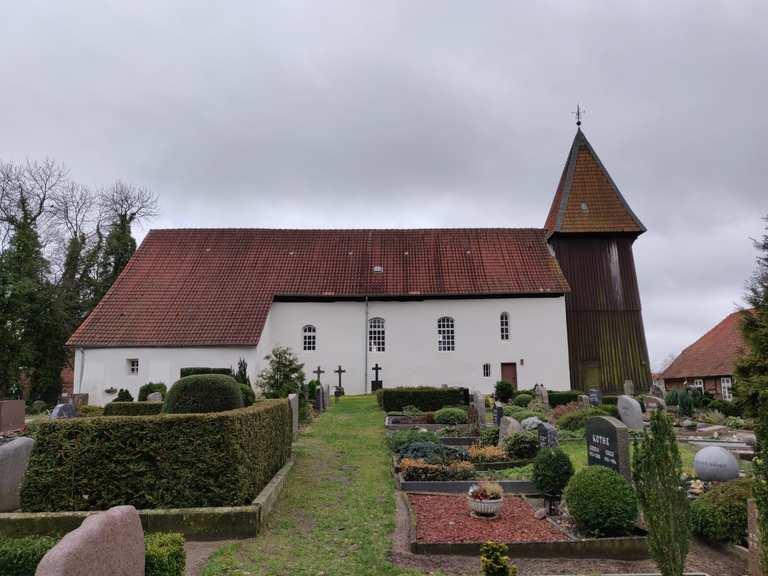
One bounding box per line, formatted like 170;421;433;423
334;365;346;402
310;366;325;402
371;363;383;392
537;422;559;449
314;385;324;412
588;388;603;406
585;416;630;482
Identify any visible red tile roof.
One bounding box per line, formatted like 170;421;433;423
545;130;645;235
661;310;753;380
67;228;570;347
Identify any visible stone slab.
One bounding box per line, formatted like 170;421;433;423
0;400;25;435
693;446;740;481
0;436;34;512
36;505;144;576
618;395;644;430
287;393;299;440
498;416;522;447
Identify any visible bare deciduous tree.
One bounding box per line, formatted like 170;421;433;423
99;180;158;226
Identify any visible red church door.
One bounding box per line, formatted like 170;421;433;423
501;363;517;390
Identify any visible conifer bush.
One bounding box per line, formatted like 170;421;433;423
163;374;243;414
532;448;574;496
480;541;516;576
502;431;539;460
494;380;514;403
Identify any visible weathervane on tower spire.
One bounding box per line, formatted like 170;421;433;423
573;104;585;128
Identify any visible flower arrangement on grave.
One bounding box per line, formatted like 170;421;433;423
468;481;504;517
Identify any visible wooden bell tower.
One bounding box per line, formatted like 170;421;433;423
545;128;651;394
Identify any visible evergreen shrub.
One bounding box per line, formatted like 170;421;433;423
179;367;232;378
20;400;291;511
677;389;694;417
502;431;539;460
556;407;608;431
144;532;186;576
239;384;256;407
115;389;133;402
548;390;581;407
379;387;465;412
0;535;57;576
708;399;741;416
434;407;469;425
398;441;467;464
502;405;545;421
513;393;533;407
103;401;163;417
387;429;440;454
163;374;243;414
495;380;515;403
665;389;680;406
532;448;574;496
564;466;638;537
138;382;167;401
480;427;500;447
690;478;752;544
480;541;516;576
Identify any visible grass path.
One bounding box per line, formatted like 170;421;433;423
203;395;425;576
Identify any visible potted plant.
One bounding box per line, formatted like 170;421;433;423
467;481;505;517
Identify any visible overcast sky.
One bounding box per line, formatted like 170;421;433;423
2;1;766;370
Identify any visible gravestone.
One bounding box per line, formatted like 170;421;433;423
748;499;761;576
693;446;740;481
534;383;549;408
71;393;89;412
641;394;666;413
537;422;559;449
146;392;163;402
493;401;504;427
0;400;25;435
50;403;76;420
578;394;591;409
650;381;665;399
617;395;644;430
0;436;34;512
324;384;331;410
586;416;631;482
314;386;324;412
498;416;522;447
521;416;544;431
473;390;487;428
287;393;299;440
588;388;603;406
623;380;635;396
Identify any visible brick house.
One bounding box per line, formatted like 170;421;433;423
661;309;753;400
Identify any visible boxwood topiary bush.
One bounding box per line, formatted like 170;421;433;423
532;448;574;496
103;401;163;417
434;407;469;425
163;374;244;414
0;534;185;576
564;466;638;537
20;400;291;511
690;478;752;544
379;387;466;412
556;407;609;431
139;382;167;401
513;393;533;407
0;535;57;576
495;380;515;403
502;431;539;460
115;388;133;402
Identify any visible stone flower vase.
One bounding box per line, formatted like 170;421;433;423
467;496;503;518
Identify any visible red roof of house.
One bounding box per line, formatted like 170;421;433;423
67;228;570;347
661;310;752;380
545;129;645;235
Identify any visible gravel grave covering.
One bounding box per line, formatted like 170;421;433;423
409;494;568;544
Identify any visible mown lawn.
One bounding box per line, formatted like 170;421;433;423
203;395;426;576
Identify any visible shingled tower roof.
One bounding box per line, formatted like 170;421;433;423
545;129;645;235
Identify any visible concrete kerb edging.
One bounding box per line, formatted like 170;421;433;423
0;456;295;541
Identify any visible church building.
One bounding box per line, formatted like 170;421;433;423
67;128;651;404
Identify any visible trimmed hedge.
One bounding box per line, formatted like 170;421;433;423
0;534;185;576
103;401;163;417
163;374;243;414
547;390;581;407
0;535;58;576
179;367;232;378
20;400;292;511
139;382;167;401
379;387;466;412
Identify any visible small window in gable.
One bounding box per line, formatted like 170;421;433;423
482;363;491;378
368;317;385;352
500;312;510;341
303;325;316;351
437;316;455;352
127;358;139;375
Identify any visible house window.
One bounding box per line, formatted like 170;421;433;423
691;379;704;391
303;325;316;351
483;363;491;378
721;377;733;401
500;312;509;341
127;358;139;375
368;317;385;352
437;316;455;351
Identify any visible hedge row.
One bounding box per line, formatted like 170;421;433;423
103;401;163;417
377;387;467;412
179;367;232;378
21;400;292;512
0;533;184;576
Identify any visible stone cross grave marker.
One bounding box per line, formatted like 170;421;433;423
311;366;325;401
333;365;346;402
588;388;603;406
472;390;487;428
493;401;504;427
498;416;522;447
537;422;559;449
586;416;631;482
617;395;644;430
623;380;635;396
287;393;299;440
50;403;76;420
371;363;383;392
